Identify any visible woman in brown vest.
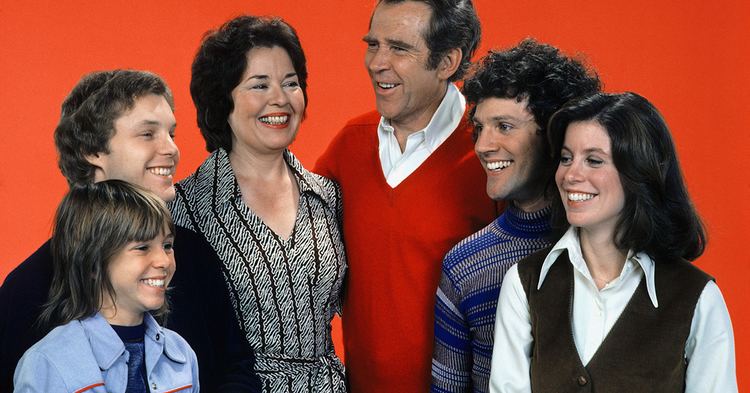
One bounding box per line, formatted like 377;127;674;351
489;92;737;392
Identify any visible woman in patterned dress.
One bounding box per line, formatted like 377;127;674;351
169;15;346;392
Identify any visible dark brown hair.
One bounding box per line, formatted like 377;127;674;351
548;92;706;261
190;15;308;152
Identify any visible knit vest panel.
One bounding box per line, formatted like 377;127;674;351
517;247;711;393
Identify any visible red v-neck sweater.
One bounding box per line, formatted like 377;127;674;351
315;111;497;393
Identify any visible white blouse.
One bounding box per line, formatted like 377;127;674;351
489;227;737;393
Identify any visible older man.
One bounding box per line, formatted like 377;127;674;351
315;1;495;391
431;39;601;392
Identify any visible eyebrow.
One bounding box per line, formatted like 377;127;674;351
136;119;177;130
242;72;298;83
472;115;530;124
561;145;610;155
386;38;416;50
362;35;416;51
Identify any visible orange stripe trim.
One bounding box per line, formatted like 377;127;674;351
74;382;105;393
164;385;193;393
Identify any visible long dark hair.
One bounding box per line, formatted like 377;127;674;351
39;180;175;329
548;92;706;261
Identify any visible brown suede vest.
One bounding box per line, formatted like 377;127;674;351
517;247;711;393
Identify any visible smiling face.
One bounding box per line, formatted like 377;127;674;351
363;1;448;133
227;46;305;158
555;120;625;238
473;97;547;211
87;94;179;201
101;229;175;326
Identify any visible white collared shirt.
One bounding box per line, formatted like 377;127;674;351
377;83;466;188
489;226;737;393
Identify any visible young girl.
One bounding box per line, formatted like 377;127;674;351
14;180;199;392
489;92;736;392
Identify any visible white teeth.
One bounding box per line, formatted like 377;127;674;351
259;115;289;125
378;82;396;89
149;167;173;176
486;161;512;171
568;192;595;201
142;279;165;288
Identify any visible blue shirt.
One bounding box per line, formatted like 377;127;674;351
14;312;199;393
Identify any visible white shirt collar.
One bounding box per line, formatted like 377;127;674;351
377;83;465;152
538;226;659;307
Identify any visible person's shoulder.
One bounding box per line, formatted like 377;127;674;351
443;220;499;268
0;239;54;318
169;151;229;227
23;320;87;362
303;171;341;205
16;320;102;388
2;240;53;287
174;150;223;189
653;255;713;299
316;111;381;173
328;111;381;141
343;110;381;128
670;257;713;281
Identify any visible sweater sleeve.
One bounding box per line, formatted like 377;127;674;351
432;257;473;393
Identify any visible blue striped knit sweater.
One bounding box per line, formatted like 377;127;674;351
431;204;552;393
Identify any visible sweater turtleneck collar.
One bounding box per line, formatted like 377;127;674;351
496;203;552;239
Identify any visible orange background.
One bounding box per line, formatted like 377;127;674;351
1;0;748;387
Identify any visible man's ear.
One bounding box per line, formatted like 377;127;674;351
85;153;107;182
437;47;462;80
85;152;104;167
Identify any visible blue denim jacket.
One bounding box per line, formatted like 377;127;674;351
13;312;199;393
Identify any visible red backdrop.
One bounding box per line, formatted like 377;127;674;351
1;0;748;387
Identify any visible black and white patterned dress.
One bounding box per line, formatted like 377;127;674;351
169;148;347;392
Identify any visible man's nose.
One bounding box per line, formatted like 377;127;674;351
160;133;179;158
366;47;390;73
474;127;497;154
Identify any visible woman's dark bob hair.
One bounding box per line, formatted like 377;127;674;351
190;15;308;152
548;92;706;261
